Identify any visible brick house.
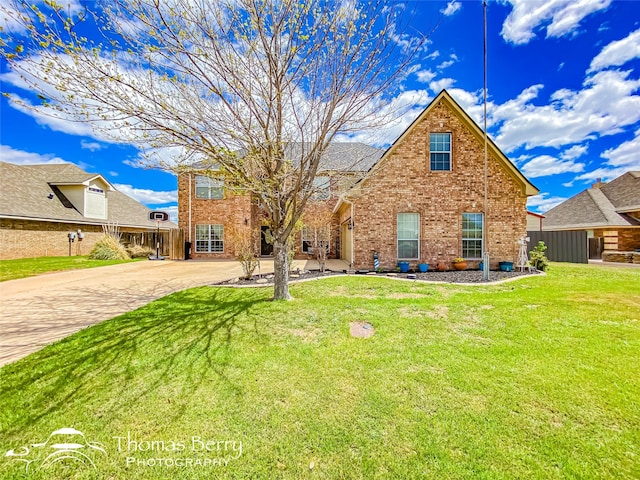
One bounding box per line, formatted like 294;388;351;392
542;171;640;262
178;90;538;269
0;161;176;259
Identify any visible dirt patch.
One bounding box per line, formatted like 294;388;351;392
350;321;375;338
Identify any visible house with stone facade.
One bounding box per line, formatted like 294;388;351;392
542;171;640;263
0;161;176;259
178;90;538;269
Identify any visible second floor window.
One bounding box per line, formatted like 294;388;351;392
312;176;330;200
430;133;451;171
195;175;224;199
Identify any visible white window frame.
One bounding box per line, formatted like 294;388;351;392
195;175;224;199
397;213;420;260
195;224;224;253
429;132;452;171
462;213;483;259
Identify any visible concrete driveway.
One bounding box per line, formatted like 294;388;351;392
0;259;252;366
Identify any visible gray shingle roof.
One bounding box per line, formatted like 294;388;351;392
285;142;385;172
542;171;640;229
191;142;385;173
0;162;176;229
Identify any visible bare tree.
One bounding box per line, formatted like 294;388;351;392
302;206;333;272
226;226;260;280
1;0;427;299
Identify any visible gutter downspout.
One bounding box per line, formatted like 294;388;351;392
188;173;192;243
351;201;355;269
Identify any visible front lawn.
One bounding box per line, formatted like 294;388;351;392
1;264;638;479
0;256;143;282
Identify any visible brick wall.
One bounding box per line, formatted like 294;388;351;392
594;227;640;253
177;173;254;259
0;219;161;260
348;99;528;270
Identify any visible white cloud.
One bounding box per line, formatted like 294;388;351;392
429;78;455;93
527;192;568;213
560;144;588;161
80;140;103;152
436;53;458;70
493;70;640;152
0;144;69;165
415;69;436;84
114;184;177;205
520;154;585;178
601;128;640;168
500;0;611;45
588;28;640;73
441;1;461;17
108;171;119;177
0;0;84;33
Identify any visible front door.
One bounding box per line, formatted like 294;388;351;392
261;226;273;256
341;221;353;265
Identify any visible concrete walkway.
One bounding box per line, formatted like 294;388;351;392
0;258;340;366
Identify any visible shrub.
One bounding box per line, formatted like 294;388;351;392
529;241;549;271
227;226;260;280
89;234;130;260
126;244;154;258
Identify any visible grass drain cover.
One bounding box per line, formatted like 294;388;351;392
350;321;375;338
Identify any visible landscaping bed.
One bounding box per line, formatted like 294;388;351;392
215;267;541;286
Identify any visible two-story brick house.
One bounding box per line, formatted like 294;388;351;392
178;90;538;269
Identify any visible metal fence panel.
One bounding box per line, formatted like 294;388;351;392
527;230;588;264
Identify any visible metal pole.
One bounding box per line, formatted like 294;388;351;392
482;1;490;281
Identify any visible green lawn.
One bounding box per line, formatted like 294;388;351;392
1;264;639;479
0;256;143;282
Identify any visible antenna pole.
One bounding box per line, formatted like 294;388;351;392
482;0;490;281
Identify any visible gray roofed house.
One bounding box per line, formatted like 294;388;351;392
0;161;177;259
542;171;640;261
178;90;539;268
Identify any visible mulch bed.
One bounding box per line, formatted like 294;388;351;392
213;267;541;286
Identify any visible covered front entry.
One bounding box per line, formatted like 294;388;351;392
340;220;353;266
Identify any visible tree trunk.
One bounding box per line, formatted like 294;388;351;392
273;238;292;300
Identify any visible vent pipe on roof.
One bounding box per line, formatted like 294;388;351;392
591;178;606;189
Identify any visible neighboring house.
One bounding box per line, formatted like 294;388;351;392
526;211;545;232
0;161;176;260
178;90;538;269
542;172;640;261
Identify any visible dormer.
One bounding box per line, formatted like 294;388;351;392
49;175;113;220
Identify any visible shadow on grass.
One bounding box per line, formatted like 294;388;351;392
0;287;270;437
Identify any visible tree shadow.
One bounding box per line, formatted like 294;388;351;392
0;287;269;437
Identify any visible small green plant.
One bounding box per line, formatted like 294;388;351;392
529;241;549;271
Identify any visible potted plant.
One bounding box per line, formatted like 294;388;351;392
398;261;410;273
419;243;433;273
499;261;514;272
452;257;467;271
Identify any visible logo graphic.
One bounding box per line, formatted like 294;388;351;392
5;427;106;473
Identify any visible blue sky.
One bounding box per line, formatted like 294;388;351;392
1;0;639;220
